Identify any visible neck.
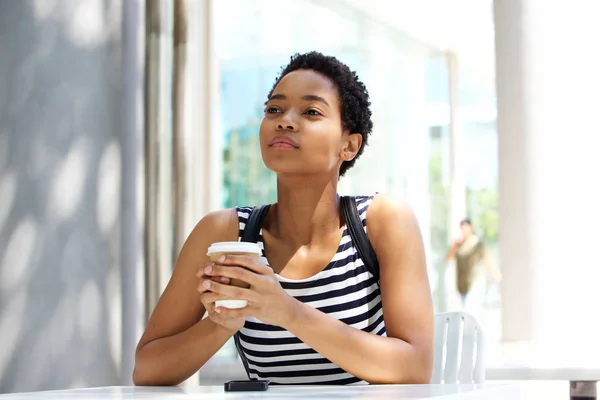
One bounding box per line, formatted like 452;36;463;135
270;175;341;246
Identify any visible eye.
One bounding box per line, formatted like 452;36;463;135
304;109;322;116
265;107;281;114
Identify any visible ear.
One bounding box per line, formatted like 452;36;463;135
341;132;362;162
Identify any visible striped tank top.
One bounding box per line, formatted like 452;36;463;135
234;195;386;385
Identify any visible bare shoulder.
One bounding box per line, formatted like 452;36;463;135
136;208;239;349
367;193;417;221
176;208;240;263
199;207;240;234
366;193;421;250
157;206;240;288
186;208;240;248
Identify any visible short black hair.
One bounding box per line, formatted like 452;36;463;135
267;52;373;177
460;218;472;226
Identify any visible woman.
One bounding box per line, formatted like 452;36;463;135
133;52;434;386
445;219;501;319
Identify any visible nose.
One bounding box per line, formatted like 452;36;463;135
276;113;297;132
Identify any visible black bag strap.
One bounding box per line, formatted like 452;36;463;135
236;203;270;379
341;196;380;282
234;198;379;375
240;199;379;280
240;204;271;243
233;333;252;379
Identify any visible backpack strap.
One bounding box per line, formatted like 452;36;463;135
341;196;380;282
233;334;252;379
240;204;271;243
234;199;378;375
236;204;270;379
240;199;379;280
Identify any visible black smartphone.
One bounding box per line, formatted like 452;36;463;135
224;379;269;392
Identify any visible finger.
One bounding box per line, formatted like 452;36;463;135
196;276;233;295
214;254;271;275
197;272;230;285
203;280;258;303
196;263;214;278
207;275;231;284
215;305;258;319
200;291;232;306
197;279;210;294
197;278;222;294
218;276;231;284
205;264;262;287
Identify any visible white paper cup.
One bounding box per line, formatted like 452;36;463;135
206;242;262;259
207;242;261;309
215;299;248;309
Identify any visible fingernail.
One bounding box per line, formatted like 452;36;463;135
215;307;221;314
218;255;226;263
203;280;210;289
204;264;212;274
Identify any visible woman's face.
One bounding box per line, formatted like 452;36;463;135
259;69;361;177
460;222;474;238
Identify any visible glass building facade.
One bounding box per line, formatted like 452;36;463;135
199;0;500;375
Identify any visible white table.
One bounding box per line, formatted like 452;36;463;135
488;366;600;381
0;381;589;400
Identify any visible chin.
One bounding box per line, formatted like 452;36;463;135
263;156;331;177
263;162;304;176
263;157;297;173
265;164;303;176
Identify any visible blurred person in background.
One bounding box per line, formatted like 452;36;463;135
133;52;434;386
445;219;501;321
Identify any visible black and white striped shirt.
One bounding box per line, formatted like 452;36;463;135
234;195;385;385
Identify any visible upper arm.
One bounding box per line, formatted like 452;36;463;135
136;208;240;350
479;242;490;262
366;195;434;361
445;245;457;262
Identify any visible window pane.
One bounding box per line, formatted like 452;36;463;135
211;0;450;381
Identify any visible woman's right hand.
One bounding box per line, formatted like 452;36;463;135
197;264;245;334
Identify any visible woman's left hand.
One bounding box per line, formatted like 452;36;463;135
201;255;299;328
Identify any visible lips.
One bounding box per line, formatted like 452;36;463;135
269;136;299;149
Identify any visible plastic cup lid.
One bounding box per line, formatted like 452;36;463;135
206;241;261;255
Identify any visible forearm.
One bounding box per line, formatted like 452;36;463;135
444;245;457;264
133;317;234;386
484;259;502;280
284;301;431;384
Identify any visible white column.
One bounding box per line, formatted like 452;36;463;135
445;52;466;311
495;0;600;355
175;0;214;387
447;53;466;238
397;49;432;280
145;0;174;322
120;0;145;385
205;0;223;213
